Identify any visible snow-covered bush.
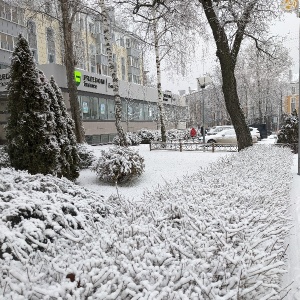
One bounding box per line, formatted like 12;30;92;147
167;129;187;140
0;146;10;168
113;132;141;146
0;146;294;299
137;128;161;143
77;143;97;169
277;109;298;146
93;146;145;183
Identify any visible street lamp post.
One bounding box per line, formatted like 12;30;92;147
197;76;212;143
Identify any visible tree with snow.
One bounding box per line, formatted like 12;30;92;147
49;75;80;180
6;34;61;176
277;109;299;145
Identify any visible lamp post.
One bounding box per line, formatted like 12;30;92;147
197;76;212;143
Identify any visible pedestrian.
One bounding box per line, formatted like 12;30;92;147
190;127;197;139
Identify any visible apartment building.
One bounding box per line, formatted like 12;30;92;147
0;0;185;144
284;77;299;115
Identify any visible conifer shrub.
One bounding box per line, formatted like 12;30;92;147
113;132;141;146
277;109;299;144
5;35;79;180
77;144;97;169
93;146;145;183
5;35;60;176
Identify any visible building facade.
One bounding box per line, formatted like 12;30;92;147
284;79;299;115
0;0;186;144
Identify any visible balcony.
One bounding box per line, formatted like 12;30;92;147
126;47;140;58
96;54;108;66
127;66;140;76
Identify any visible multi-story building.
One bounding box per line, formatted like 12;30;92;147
0;0;186;144
283;76;299;115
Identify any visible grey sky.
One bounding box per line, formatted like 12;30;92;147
161;12;299;94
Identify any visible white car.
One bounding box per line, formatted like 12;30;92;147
207;129;258;144
249;127;261;141
206;125;234;135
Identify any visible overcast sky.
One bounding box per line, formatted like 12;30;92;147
160;12;299;94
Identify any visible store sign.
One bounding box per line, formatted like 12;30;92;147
0;72;10;88
74;70;113;90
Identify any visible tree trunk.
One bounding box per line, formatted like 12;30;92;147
99;0;128;147
60;0;85;143
219;58;253;150
153;11;167;142
201;0;253;151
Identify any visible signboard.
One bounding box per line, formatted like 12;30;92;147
0;70;10;91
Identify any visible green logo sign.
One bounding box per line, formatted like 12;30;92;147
74;70;81;87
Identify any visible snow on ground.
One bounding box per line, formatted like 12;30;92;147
78;137;300;299
1;136;299;299
285;154;300;300
77;144;230;201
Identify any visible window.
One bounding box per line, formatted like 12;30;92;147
126;38;131;48
80;18;84;29
0;33;14;51
107;99;115;120
102;65;108;76
291;98;296;112
80;96;100;120
46;28;55;63
120;37;124;47
90;44;96;73
89;23;95;34
99;98;107;120
121;57;126;80
292;86;296;94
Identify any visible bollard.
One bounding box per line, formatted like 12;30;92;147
212;143;215;153
180;140;182;152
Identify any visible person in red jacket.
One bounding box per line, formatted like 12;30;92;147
190;127;197;139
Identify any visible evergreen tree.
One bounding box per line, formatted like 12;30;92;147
277;109;299;144
49;76;80;180
6;34;60;176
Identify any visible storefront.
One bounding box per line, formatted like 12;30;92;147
0;64;161;144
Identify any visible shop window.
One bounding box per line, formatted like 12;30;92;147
99;98;107;120
107;99;115;120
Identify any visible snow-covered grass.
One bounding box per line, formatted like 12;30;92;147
0;144;294;299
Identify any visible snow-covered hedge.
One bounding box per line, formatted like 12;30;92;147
92;146;145;183
0;145;293;299
137;128;161;144
113;132;142;146
167;128;188;140
77;143;97;169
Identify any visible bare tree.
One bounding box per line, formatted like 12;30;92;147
98;0;128;146
19;0;86;143
59;0;85;143
115;1;203;142
126;0;282;150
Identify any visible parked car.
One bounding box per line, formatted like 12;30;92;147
206;125;234;136
249;127;261;141
207;129;258;144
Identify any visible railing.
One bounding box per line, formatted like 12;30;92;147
150;140;238;152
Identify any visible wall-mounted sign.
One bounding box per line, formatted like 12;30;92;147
0;72;10;88
74;70;113;90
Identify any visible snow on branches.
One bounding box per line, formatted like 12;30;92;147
0;145;293;299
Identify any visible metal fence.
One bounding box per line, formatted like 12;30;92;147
150;141;238;152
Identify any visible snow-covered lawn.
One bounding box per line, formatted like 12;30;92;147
0;141;299;299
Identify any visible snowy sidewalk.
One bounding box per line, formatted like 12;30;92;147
286;155;300;300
